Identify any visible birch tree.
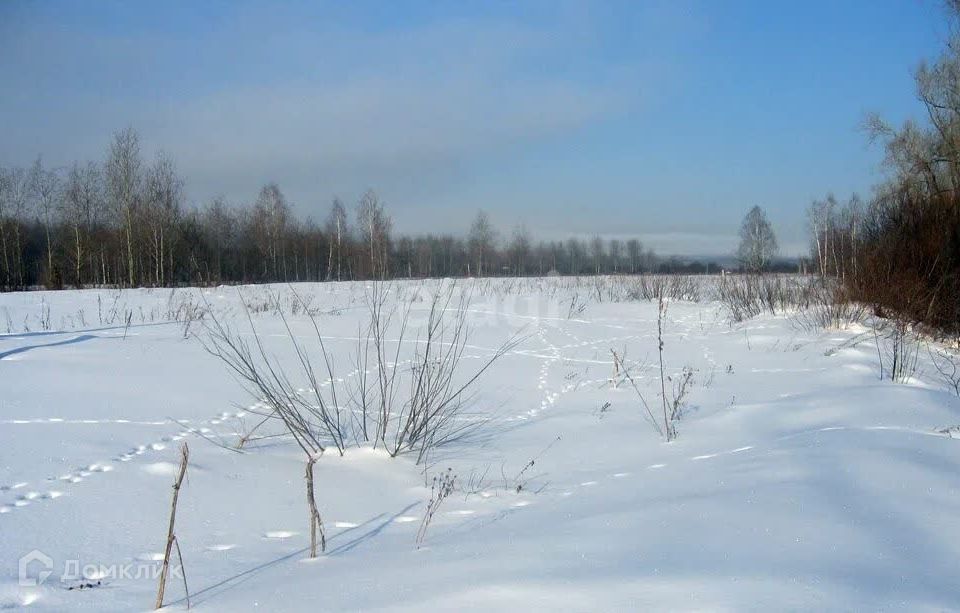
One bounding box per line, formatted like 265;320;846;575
468;211;496;277
29;157;61;285
356;190;391;279
144;152;183;285
106;127;143;287
325;198;348;281
737;206;778;273
61;161;103;287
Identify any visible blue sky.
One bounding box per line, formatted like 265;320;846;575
0;0;949;255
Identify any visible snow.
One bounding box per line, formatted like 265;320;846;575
1;278;959;611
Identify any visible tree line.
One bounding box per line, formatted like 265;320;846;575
806;1;960;334
0;127;689;291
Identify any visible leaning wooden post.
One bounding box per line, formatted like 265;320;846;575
610;349;621;388
306;455;326;558
156;442;189;610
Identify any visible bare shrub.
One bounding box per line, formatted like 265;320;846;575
610;300;685;442
793;281;866;330
655;296;677;441
201;289;340;558
715;275;764;322
874;317;922;383
929;345;960;397
611;349;662;438
665;275;703;302
715;273;826;323
39;298;51;330
667;366;695;422
567;293;587;318
202;289;347;455
202;282;519;553
618;275;705;303
355;281;522;464
504;435;562;494
848;187;960;336
416;468;456;549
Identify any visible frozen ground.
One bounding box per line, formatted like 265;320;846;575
1;278;959;611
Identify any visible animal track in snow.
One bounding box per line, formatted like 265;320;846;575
263;530;298;539
4;400;247;511
393;516;419;524
0;592;41;608
142;462;180;476
0;417;169;426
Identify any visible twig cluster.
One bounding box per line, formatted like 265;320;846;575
416;468;456;549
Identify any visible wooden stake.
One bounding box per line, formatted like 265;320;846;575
306;456;326;558
156;443;189;610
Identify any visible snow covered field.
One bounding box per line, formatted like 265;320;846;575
1;277;959;611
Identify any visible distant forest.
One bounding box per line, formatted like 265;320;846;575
0;130;785;292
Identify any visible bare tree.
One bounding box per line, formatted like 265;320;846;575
807;192;865;285
509;223;531;276
105;127;143;287
325;198;348;281
201;196;233;283
864;113;947;196
626;238;642;274
808;195;835;278
566;237;583;275
468;211;496;277
608;238;623;273
29;156;61;286
253;183;290;280
915;32;960;189
357;190;391;279
0;168;10;287
5;167;32;287
737;206;778;273
590;235;604;275
144;153;183;286
61;161;103;287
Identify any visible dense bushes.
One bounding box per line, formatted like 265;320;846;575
809;4;960;337
852;189;960;335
